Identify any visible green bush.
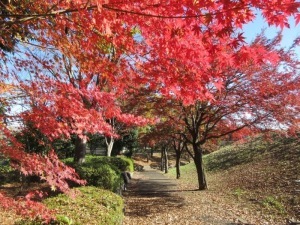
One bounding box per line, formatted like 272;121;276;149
76;164;121;192
0;160;20;185
83;155;134;172
64;155;133;172
15;186;124;225
118;156;134;172
63;155;134;191
64;155;133;192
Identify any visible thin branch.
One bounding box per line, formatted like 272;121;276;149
184;144;195;160
0;4;246;20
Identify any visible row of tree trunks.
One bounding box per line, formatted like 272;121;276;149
74;135;207;191
74;134;115;165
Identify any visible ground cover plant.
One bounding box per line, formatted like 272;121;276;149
15;186;124;225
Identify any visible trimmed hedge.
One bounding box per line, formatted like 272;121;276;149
76;164;121;192
118;156;134;173
15;186;124;225
63;155;134;192
64;155;134;172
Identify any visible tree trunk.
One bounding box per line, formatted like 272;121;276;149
74;136;87;164
150;148;154;157
105;136;114;157
161;147;164;171
173;139;185;179
175;152;181;179
193;144;207;190
163;147;168;174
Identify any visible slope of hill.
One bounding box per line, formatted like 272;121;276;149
171;135;300;224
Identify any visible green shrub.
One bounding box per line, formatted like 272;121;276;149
0;160;12;173
62;157;74;166
0;160;20;185
76;164;122;192
64;155;133;172
15;186;124;225
85;155;134;172
63;156;134;191
118;156;134;172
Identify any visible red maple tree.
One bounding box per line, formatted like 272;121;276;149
143;33;300;190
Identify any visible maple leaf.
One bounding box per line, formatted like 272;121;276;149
296;14;300;25
192;24;201;36
205;13;213;25
50;185;57;192
214;80;224;91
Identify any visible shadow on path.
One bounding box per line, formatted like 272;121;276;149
123;166;185;218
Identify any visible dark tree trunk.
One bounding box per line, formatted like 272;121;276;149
173;139;185;179
150;148;154;157
175;153;181;179
161;147;164;171
192;144;207;190
74;136;87;164
163;147;168;173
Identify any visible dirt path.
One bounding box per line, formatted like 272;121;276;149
122;165;247;225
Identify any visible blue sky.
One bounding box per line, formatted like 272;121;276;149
242;11;300;51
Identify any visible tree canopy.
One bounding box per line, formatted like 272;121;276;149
0;0;299;221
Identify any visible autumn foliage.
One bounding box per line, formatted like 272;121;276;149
134;32;300;189
0;0;300;221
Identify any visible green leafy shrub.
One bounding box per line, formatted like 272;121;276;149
64;155;133;172
0;160;20;184
76;164;121;192
84;155;133;172
63;155;134;192
0;160;12;172
118;156;134;172
15;186;124;225
63;156;134;191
